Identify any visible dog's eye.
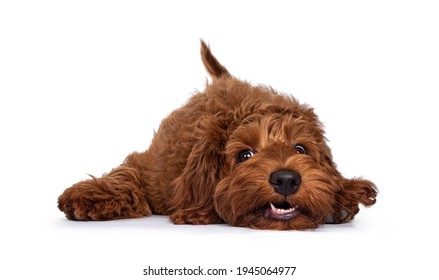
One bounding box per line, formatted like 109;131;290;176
238;149;254;162
294;145;306;154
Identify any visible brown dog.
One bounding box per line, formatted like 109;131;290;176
58;41;377;230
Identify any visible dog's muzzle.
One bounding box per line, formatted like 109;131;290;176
262;170;302;220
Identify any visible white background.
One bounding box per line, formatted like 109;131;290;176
1;1;438;279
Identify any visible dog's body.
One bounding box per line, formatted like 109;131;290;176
58;42;377;230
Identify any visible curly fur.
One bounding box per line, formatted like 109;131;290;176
58;41;377;230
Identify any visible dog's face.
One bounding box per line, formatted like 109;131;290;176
210;88;340;229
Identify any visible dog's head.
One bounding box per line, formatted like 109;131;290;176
178;41;377;230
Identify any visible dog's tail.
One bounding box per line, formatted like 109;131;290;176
200;40;231;79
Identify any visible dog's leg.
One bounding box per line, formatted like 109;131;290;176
58;163;151;221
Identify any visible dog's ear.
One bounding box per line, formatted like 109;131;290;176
327;178;378;223
169;117;226;224
200;40;231;79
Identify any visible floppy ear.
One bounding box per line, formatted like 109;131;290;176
328;178;378;223
169;117;227;225
200;40;231;79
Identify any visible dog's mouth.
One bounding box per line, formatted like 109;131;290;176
263;201;300;220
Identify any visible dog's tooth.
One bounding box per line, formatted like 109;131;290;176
270;203;276;211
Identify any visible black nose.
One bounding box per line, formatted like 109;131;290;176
269;170;301;196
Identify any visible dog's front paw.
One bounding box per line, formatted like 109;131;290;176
170;209;222;225
58;179;151;221
58;186;122;221
327;178;377;224
58;190;98;221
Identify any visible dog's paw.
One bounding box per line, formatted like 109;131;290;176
57;188;110;221
57;182;152;221
59;194;151;221
170;209;222;225
58;193;99;221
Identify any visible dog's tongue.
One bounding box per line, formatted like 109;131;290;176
264;203;300;220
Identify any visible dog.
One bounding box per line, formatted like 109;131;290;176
58;41;377;230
